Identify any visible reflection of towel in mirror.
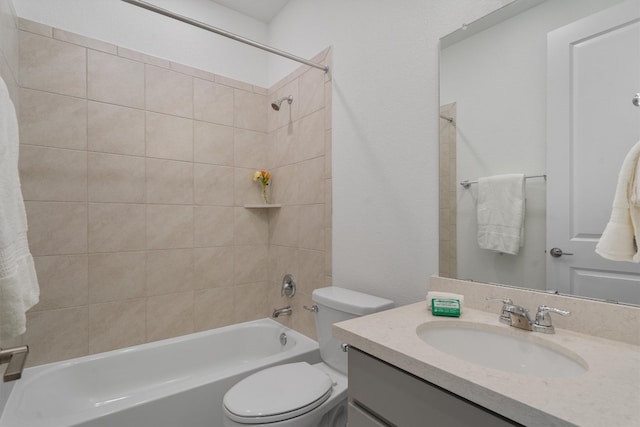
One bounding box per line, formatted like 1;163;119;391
0;77;40;339
596;140;640;262
477;174;525;255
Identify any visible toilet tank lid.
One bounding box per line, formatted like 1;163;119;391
312;287;394;315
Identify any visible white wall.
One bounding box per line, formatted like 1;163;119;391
440;0;624;291
14;0;270;87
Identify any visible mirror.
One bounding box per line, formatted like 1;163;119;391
439;0;639;305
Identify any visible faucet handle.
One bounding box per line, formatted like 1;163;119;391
535;305;570;325
486;298;513;325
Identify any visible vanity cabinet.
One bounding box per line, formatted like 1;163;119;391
347;348;521;427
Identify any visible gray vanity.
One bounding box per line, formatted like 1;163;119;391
333;277;640;427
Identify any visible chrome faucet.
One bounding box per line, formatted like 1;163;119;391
0;345;29;382
488;298;570;334
272;306;292;318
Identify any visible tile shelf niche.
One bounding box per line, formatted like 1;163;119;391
243;204;282;209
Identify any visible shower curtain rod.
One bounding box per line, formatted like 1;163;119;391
121;0;329;73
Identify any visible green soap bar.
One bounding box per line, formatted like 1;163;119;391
431;298;461;317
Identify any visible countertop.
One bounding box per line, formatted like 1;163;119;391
333;302;640;427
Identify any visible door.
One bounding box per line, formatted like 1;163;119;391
546;0;640;304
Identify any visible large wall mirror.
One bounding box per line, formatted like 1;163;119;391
439;0;640;305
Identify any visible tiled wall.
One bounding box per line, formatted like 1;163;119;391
265;49;333;339
439;103;456;278
12;18;331;366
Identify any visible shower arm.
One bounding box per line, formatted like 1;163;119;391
121;0;329;73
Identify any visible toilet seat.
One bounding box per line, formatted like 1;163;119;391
223;362;334;424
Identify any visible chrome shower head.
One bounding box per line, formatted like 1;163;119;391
271;95;293;111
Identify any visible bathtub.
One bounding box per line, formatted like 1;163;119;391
0;318;320;427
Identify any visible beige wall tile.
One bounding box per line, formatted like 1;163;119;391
17;18;52;37
194;121;234;166
24;307;88;367
273;121;298;167
234;244;267;285
193;78;233;126
170;61;214;81
31;255;88;311
20;31;86;97
215;74;253;92
298;68;325;118
194;206;234;247
146;158;193;205
234;207;268;245
19;88;87;149
268;245;298;284
324;129;332;179
89;251;146;303
233;282;269;323
269;206;299;247
88;101;145;156
53;29;117;54
87;50;144;108
89;299;146;354
234;89;266;132
146;249;193;296
298;249;325;295
145;112;193;161
271;165;296;205
88;153;145;203
145;65;193;118
296;109;325;162
194;247;234;289
298;204;324;251
88;203;146;253
194;164;234;206
25;201;87;256
117;46;170;68
146;291;194;342
234;129;268;169
296;157;325;205
324;81;332;130
146;204;193;250
19;145;87;202
194;287;234;332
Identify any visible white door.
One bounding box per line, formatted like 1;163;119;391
546;0;640;304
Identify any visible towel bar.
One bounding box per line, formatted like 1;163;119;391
460;174;547;189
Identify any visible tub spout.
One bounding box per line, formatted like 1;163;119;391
0;345;29;382
272;306;292;318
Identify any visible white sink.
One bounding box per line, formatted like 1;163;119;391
416;321;587;377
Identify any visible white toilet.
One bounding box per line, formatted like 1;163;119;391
222;286;394;427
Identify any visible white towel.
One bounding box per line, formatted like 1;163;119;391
595;140;640;262
477;174;526;255
0;77;39;339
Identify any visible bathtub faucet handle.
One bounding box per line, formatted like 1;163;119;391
0;345;29;382
303;305;318;313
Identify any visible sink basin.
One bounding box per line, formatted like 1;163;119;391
416;321;587;377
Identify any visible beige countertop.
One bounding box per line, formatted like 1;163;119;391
333;302;640;427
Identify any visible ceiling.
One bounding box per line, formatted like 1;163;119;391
210;0;290;23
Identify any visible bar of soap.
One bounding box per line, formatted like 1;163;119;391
426;291;464;312
431;298;461;317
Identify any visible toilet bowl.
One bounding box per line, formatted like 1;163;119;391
222;287;393;427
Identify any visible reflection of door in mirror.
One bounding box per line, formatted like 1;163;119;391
547;0;640;305
439;103;457;278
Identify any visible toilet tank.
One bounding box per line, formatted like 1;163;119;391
312;287;394;374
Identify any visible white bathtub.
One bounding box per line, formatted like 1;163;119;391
0;318;320;427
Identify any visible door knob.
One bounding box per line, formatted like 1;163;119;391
634;93;640;107
549;247;573;258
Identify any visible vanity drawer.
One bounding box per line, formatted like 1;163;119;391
347;402;390;427
348;348;520;426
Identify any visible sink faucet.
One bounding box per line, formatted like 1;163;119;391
0;345;29;382
488;299;570;334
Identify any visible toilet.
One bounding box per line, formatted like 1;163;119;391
222;286;394;427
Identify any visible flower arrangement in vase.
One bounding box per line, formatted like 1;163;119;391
253;170;272;204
